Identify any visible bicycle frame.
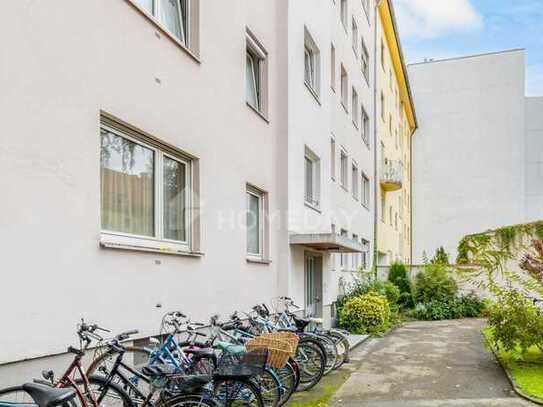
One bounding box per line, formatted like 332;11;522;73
55;353;98;407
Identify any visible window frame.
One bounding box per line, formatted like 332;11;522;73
360;37;370;84
340;0;348;32
330;43;336;92
340;65;349;112
304;27;321;101
99;123;195;254
352;163;359;201
246;29;269;119
330;136;336;181
361;172;370;209
351;18;359;57
351;87;359;128
361;105;370;147
246;185;265;259
340;148;348;190
304;147;321;210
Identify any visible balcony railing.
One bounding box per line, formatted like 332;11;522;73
380;159;403;191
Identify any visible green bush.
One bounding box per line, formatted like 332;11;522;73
339;293;391;335
336;279;400;314
431;246;450;265
488;289;543;355
388;262;414;308
410;293;486;321
414;264;458;304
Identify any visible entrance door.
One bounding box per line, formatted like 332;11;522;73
305;253;323;318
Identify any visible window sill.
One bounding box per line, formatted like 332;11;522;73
246;102;270;123
352;120;359;130
246;257;272;265
304;82;321;105
362;203;370;211
304;201;322;213
125;0;200;64
100;233;203;257
341;102;349;114
341;185;349;193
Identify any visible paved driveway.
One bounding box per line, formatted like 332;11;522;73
329;319;535;407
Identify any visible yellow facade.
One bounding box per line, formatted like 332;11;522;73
376;0;416;265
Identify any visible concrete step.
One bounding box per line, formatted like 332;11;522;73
331;398;535;407
347;334;369;350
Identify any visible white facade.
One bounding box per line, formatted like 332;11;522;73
285;0;375;322
0;0;287;383
0;0;377;382
525;97;543;221
409;49;530;262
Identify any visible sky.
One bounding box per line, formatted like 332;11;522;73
391;0;543;96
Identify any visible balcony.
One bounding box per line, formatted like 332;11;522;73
380;159;403;192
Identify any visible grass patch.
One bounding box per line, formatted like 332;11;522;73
483;327;543;401
287;368;352;407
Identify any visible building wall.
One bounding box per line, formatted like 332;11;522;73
0;0;286;382
409;50;526;263
286;0;375;321
525;97;543;222
375;15;413;265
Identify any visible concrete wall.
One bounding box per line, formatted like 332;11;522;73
409;50;526;263
525;97;543;222
0;0;286;383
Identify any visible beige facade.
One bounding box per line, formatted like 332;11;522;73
375;0;416;265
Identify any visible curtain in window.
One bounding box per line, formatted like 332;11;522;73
163;157;186;241
247;193;260;254
135;0;153;13
159;0;186;44
100;130;154;237
246;52;259;109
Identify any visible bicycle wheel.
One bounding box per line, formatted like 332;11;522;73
251;368;280;407
272;361;297;406
213;377;264;407
162;394;218;407
327;330;350;369
86;347;153;403
312;334;338;376
76;375;134;407
294;339;325;392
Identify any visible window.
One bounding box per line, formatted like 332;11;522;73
361;0;370;19
330;43;336;91
352;164;359;200
304;28;320;99
340;229;348;268
361;239;370;270
361;105;370;146
246;30;268;117
352;19;358;56
340;65;348;110
352;87;359;127
132;0;199;53
246;185;267;259
389;114;392;136
389;69;393;90
380;92;385;120
389;206;393;226
330;137;336;180
361;173;370;208
305;147;321;208
340;0;348;30
380;190;385;222
394;212;398;230
100;125;191;247
381;39;385;70
340;149;348;189
361;38;369;83
352;233;359;269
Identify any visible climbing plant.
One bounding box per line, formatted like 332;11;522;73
456;220;543;297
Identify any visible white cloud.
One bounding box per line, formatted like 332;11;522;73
393;0;483;39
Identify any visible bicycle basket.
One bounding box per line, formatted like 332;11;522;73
214;348;268;377
246;336;291;369
260;332;299;357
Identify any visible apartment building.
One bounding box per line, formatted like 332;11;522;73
285;0;375;325
0;0;287;383
375;0;417;265
409;49;532;262
0;0;390;380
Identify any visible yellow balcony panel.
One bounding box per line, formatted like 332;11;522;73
380;160;403;192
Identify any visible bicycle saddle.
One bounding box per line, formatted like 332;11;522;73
23;383;76;407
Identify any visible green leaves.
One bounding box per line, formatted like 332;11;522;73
338;293;391;336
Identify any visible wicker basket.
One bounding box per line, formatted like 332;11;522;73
261;332;299;357
245;336;291;369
